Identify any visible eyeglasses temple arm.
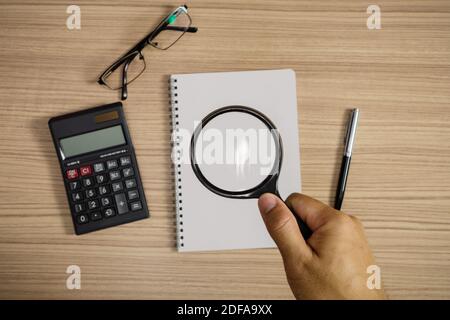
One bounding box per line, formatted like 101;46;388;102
121;60;129;100
164;25;198;33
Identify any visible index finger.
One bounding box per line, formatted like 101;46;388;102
285;193;339;232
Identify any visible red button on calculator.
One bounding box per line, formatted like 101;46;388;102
66;168;79;180
80;165;92;176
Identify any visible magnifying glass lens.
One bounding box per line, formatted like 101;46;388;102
194;112;277;192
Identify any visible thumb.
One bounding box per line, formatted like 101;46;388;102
258;193;312;264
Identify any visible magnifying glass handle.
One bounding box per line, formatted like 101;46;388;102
274;192;312;239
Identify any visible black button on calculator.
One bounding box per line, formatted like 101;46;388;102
49;102;150;235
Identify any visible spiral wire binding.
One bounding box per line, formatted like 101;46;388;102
169;77;184;248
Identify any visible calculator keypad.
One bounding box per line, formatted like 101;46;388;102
66;155;142;225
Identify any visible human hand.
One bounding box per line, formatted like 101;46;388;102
258;192;385;300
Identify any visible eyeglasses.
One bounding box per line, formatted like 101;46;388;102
97;5;198;100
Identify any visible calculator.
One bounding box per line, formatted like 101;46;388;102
48;102;149;235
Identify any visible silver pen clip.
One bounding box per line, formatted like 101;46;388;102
344;108;359;157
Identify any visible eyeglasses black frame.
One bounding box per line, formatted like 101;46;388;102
97;5;198;100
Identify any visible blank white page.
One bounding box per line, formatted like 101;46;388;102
170;69;301;252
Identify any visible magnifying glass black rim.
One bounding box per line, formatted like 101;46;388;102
190;105;283;199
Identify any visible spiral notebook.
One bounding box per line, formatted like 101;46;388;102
169;69;301;252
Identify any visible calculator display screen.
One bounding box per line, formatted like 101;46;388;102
59;125;126;159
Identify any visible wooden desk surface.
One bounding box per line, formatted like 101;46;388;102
0;0;449;299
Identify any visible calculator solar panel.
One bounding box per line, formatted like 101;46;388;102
48;102;149;234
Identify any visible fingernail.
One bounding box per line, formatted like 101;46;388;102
258;193;278;214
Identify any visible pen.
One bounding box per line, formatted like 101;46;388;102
334;108;359;210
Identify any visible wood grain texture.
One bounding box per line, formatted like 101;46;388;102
0;0;449;299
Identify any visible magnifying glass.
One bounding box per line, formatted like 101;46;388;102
190;105;312;239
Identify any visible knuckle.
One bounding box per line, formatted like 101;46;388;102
333;213;354;230
349;214;362;226
337;213;353;224
333;213;364;233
